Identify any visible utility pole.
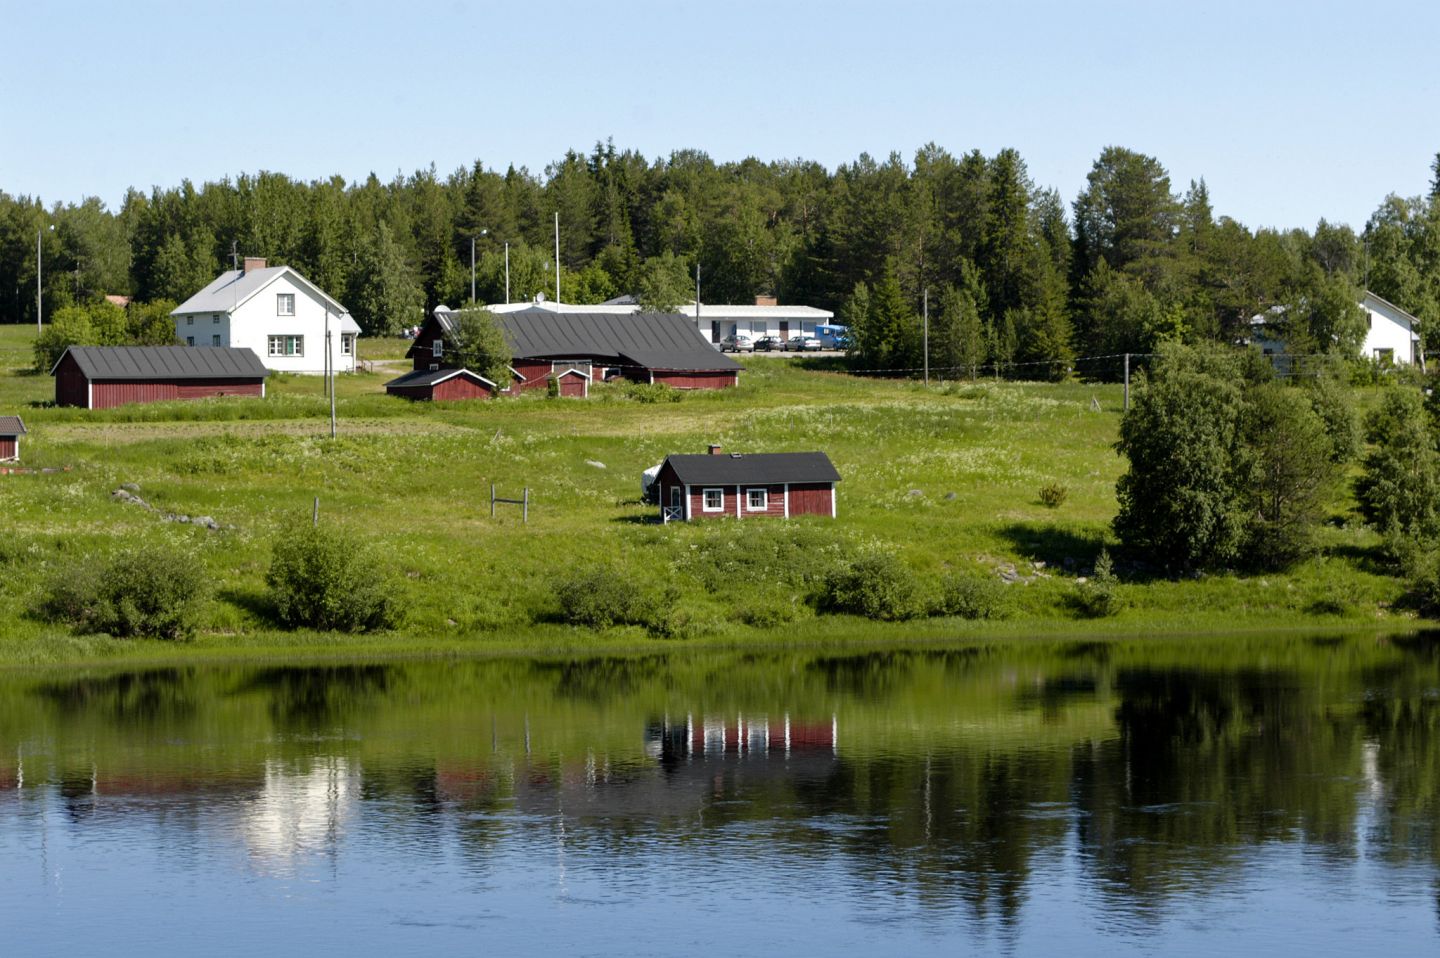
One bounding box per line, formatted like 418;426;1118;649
922;288;929;385
504;242;510;304
695;263;701;328
35;227;42;333
471;236;476;304
1123;353;1131;411
231;240;238;271
553;212;560;305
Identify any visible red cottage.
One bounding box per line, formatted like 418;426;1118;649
407;307;742;393
655;447;840;522
52;346;269;410
0;416;25;462
384;367;496;401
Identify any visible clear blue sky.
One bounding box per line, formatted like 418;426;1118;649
3;0;1437;231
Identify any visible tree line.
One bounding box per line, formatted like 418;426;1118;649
1;143;1438;374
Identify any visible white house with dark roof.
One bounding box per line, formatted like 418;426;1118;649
171;258;360;374
1249;290;1423;367
487;295;838;346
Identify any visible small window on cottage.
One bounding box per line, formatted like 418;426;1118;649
186;316;194;326
211;334;221;347
432;339;444;358
670;486;682;509
341;334;354;356
186;336;195;346
747;488;767;511
429;363;440;371
212;314;220;324
268;335;303;357
702;488;724;512
277;293;295;316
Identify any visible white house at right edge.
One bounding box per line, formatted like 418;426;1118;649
1250;290;1423;366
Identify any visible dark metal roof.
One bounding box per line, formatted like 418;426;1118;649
415;309;742;372
55;346;270;381
0;416;25;436
385;367;494;388
663;452;841;485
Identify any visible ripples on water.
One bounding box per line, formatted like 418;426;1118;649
1;638;1439;956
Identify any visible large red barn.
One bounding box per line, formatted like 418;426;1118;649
407;306;742;393
654;447;840;522
51;346;269;410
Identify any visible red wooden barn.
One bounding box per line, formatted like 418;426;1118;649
655;446;840;522
384;367;496;401
51;346;270;410
0;416;25;462
407;307;742;393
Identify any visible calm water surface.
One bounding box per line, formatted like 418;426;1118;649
3;636;1439;956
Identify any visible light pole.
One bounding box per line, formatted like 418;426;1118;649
470;228;488;304
36;223;53;333
504;242;510;305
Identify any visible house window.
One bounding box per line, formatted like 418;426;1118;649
670;486;682;509
211;334;221;347
431;339;444;358
277;293;295;316
341;334;354;356
429;363;440;371
186;316;194;326
186;336;195;346
702;488;724;512
750;321;767;336
212;314;220;324
747;488;768;511
552;360;592;377
268;335;303;357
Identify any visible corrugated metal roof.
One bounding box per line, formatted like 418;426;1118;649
426;308;742;372
57;346;270;380
0;416;25;436
385;367;494;388
664;452;840;485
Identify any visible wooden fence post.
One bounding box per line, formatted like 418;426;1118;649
313;497;319;528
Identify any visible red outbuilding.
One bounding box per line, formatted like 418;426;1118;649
384;367;496;401
51;346;269;410
407;307;742;393
0;416;25;462
654;446;840;522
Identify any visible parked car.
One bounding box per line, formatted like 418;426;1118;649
719;334;755;353
782;335;821;352
752;336;779;352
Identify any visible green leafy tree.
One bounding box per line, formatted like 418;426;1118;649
267;526;400;633
1242;384;1336;568
1356;389;1440;544
932;279;986;378
634;250;691;312
347;222;423;335
128;299;182;346
447;306;513;387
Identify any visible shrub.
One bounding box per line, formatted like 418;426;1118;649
1241;384;1336;570
624;382;682;404
1405;551;1440;617
546;375;560;398
736;598;799;629
1038;483;1069;508
1305;372;1359;464
818;553;922;621
38;544;209;640
1074;549;1122;618
266;526;400;632
1356;389;1440;544
554;566;647;629
935;574;1008;620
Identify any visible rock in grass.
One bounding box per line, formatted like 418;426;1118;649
907;489;924;497
586;460;606;469
944;492;958;501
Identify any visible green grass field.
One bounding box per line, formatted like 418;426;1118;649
0;324;1421;666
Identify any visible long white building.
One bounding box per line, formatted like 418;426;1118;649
484;295;837;345
172;258;361;374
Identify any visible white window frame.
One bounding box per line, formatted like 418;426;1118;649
702;488;725;513
747;488;768;511
429;363;440;371
341;334;354;356
268;335;303;357
432;339;444;358
277;293;295;316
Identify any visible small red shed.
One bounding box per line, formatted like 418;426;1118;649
51;346;269;410
655;447;841;522
0;416;25;462
385;367;496;401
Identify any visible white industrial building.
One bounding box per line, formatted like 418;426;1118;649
172;258;360;374
485;295;838;346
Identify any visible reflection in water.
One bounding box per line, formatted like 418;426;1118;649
1;636;1439;955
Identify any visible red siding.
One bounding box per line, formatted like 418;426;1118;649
432;376;493;401
54;354;89;407
0;437;15;461
651;370;737;390
558;373;588;397
789;482;834;517
411;319;450;371
511;360;552;392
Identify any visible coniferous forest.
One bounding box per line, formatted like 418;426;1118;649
2;142;1438;377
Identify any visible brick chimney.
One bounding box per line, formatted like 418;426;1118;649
754;295;778;307
708;444;723;456
243;257;267;274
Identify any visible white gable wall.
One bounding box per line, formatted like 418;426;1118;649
1361;297;1419;365
174;272;356;374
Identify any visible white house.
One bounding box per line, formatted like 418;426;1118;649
172;258;360;374
485;295;838;345
1248;290;1423;367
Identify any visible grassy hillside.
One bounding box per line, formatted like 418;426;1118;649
0;324;1418;665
